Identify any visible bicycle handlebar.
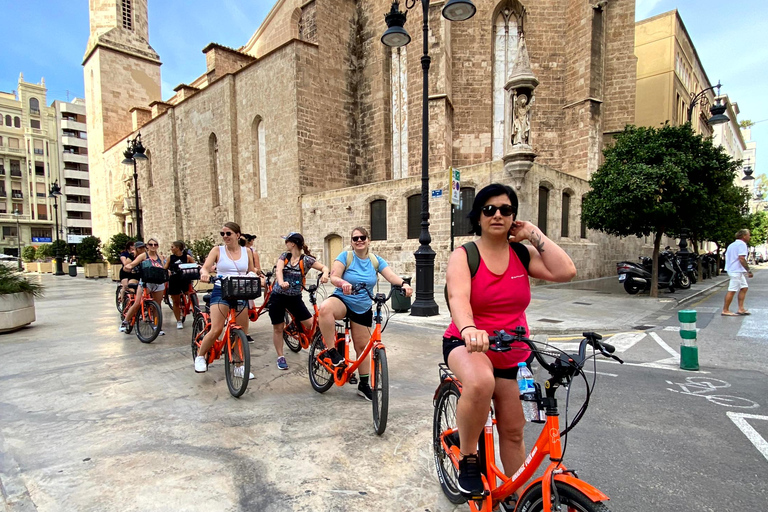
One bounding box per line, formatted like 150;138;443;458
351;277;412;303
302;273;323;294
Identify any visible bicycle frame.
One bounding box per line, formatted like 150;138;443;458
198;303;246;365
315;312;384;389
125;285;158;328
286;281;322;349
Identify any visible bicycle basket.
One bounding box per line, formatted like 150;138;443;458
178;263;201;281
141;266;169;284
220;276;261;300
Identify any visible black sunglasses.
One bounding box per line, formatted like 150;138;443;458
220;231;234;237
351;235;368;242
481;204;515;217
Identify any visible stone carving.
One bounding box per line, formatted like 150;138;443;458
511;93;533;146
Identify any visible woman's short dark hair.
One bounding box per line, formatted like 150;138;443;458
124;241;135;251
468;183;518;236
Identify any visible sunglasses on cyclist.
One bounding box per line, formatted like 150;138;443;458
352;235;368;242
481;204;515;217
147;243;158;247
220;231;234;237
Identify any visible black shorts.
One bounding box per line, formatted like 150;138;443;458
268;293;312;325
343;303;373;328
442;336;533;380
119;269;138;281
167;275;191;296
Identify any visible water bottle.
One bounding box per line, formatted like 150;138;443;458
517;362;538;422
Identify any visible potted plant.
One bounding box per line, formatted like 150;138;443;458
185;235;216;291
0;264;42;333
21;246;37;272
79;236;108;278
104;233;135;281
35;244;54;273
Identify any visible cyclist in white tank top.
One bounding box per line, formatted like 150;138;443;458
195;222;257;374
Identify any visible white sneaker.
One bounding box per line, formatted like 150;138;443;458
177;321;184;330
158;331;165;336
233;366;254;379
119;322;127;333
194;355;207;373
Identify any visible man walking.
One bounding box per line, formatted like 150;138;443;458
722;229;753;316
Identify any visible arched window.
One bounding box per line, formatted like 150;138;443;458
453;187;475;236
13;117;20;128
209;133;220;207
580;195;588;239
561;192;571;238
391;46;408;179
145;149;153;187
370;199;387;241
29;98;40;113
492;3;521;160
407;194;421;239
252;116;267;198
538;186;549;236
4;115;10;126
122;0;133;30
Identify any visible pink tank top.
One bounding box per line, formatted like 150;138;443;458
445;244;531;369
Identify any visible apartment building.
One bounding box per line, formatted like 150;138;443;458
52;98;92;244
0;74;60;257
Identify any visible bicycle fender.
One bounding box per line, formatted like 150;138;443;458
518;475;610;504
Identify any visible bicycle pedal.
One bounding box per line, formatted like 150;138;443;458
348;374;358;385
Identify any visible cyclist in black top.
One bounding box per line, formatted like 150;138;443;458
118;241;138;304
165;240;196;330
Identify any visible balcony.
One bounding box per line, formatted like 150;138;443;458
62;135;87;148
65;186;90;196
10;170;22;179
25;128;44;136
66;218;92;228
0;146;24;156
65;202;91;213
63;169;90;181
62;153;88;165
0;190;6;198
61;119;87;132
30;108;40;115
11;191;23;200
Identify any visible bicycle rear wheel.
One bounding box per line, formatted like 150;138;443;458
225;328;250;398
433;380;466;504
308;333;334;393
136;300;162;343
283;312;302;353
191;314;207;361
516;482;611;512
115;285;123;313
372;347;389;435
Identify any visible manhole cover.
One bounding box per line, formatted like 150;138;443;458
537;318;564;324
632;325;654;330
573;302;592;306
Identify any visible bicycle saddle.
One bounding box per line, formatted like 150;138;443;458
203;294;212;304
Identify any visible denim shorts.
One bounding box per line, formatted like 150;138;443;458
210;285;246;309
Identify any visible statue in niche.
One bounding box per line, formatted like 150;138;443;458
511;92;533;146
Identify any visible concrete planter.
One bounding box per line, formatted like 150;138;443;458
23;262;35;272
36;261;54;273
110;263;123;281
84;262;108;278
0;292;35;333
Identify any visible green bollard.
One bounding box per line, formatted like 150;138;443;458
678;310;699;371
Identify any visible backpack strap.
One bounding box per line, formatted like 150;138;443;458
344;251;380;273
284;253;307;286
510;242;530;272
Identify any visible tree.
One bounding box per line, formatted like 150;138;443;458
51;239;69;260
582;124;743;297
77;236;103;264
35;244;53;261
21;246;37;263
748;211;768;247
103;233;136;264
184;235;216;264
739;119;755;129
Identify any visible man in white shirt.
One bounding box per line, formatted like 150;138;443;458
722;229;753;316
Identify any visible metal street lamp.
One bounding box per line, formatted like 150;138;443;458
742;158;755;181
48;181;64;275
381;0;476;316
12;208;22;271
121;133;148;240
687;81;729;126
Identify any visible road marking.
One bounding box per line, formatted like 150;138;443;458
727;412;768;462
584;370;618;377
736;308;768;340
598;359;710;373
607;332;646;353
649;331;679;358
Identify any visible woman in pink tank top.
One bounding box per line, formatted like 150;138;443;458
444;183;576;498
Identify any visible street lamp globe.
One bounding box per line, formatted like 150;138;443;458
132;135;148;161
707;100;729;126
742;167;755;181
121;147;135;165
442;0;476;21
381;2;410;48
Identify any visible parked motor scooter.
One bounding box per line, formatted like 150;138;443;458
676;251;698;284
617;249;689;294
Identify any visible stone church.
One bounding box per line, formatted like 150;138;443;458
83;0;647;282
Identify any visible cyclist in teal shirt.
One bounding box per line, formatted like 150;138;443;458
318;226;412;400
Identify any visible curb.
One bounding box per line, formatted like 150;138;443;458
676;277;729;306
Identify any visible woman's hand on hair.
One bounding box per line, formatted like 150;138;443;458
508;220;535;244
462;327;489;353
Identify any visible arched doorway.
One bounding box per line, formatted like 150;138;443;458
325;234;343;268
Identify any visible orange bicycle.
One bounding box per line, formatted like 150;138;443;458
120;282;163;343
308;278;411;435
163;263;201;324
190;275;261;398
284;274;323;352
433;327;623;512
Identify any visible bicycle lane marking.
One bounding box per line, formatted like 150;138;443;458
726;412;768;463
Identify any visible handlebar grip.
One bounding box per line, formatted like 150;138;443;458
600;342;616;354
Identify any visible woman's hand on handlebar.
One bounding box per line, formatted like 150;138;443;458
401;283;413;298
200;272;210;283
280;281;290;290
341;281;353;295
462;327;489;353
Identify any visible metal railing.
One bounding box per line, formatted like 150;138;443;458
11;191;23;199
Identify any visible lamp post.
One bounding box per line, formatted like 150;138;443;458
742;158;755;181
687;81;729;126
48;181;64;275
121;133;148;240
381;0;476;316
12;208;22;271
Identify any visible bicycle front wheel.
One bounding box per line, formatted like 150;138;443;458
516;482;611;512
372;347;389;435
136;300;162;343
225;328;250;398
308;333;334;393
433;380;465;504
115;285;123;313
283;312;302;353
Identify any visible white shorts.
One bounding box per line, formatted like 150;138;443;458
727;272;748;292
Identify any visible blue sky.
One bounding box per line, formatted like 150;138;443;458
1;0;764;176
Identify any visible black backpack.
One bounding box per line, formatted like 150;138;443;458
444;241;530;312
